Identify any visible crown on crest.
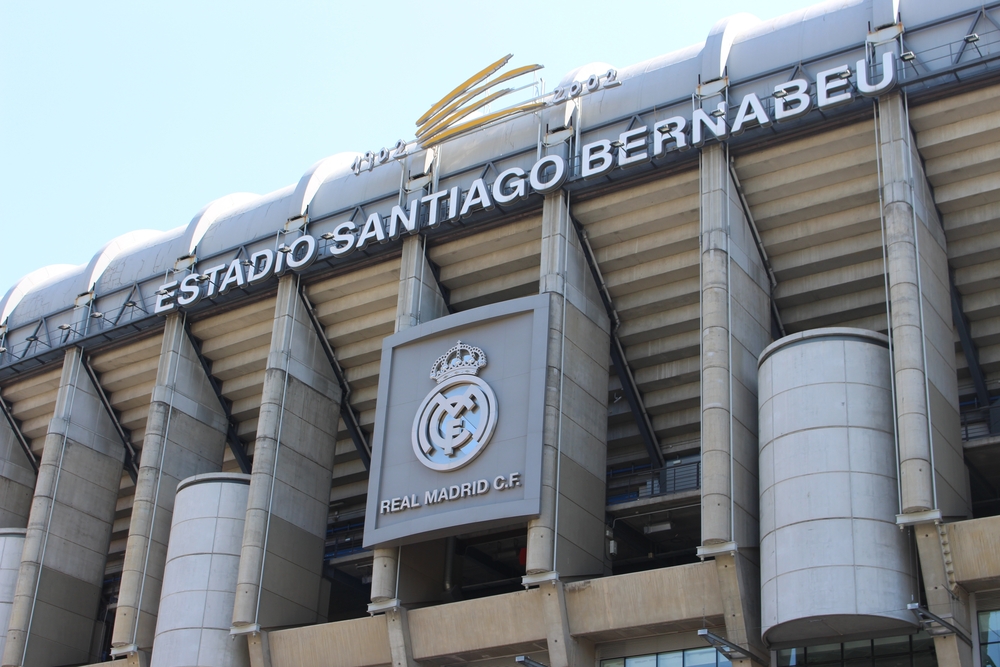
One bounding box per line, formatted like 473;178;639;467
430;341;487;383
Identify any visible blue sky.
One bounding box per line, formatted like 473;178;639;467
0;0;816;298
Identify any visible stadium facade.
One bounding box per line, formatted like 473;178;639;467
1;1;1000;666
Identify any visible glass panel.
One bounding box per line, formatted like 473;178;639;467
626;656;657;667
873;655;908;667
911;632;934;654
980;610;1000;645
807;643;842;664
602;660;625;667
659;652;684;667
684;647;718;667
874;636;910;657
778;648;803;667
718;653;732;667
983;642;1000;667
845;658;872;667
911;650;936;667
844;641;872;661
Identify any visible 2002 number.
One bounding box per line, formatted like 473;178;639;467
550;68;621;104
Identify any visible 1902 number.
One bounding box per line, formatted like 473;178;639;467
352;138;407;175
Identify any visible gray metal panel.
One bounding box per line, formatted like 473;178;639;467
0;265;76;325
899;0;985;27
5;230;160;330
308;159;404;223
195;185;296;260
566;46;703;135
727;0;871;81
703;13;762;82
93;226;187;296
289;152;359;218
94;192;260;298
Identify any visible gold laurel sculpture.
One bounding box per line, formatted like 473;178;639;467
416;54;544;148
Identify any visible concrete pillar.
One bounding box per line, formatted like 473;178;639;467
370;235;449;608
518;189;609;667
112;313;230;659
0;420;35;528
525;189;609;579
878;90;972;667
879;91;970;519
385;607;418;667
232;273;341;632
538;579;594;667
0;530;25;662
697;143;771;658
914;522;973;667
395;233;449;333
2;346;125;667
880;93;935;515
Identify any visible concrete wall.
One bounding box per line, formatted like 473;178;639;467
527;190;611;579
0;422;34;529
267;561;723;667
700;143;771;550
2;347;125;667
113;313;230;656
698;142;771;660
0;530;25;662
233;274;341;631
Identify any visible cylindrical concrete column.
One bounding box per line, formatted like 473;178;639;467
370;548;398;602
758;328;917;646
700;143;733;546
878;93;934;514
151;473;250;667
0;529;25;662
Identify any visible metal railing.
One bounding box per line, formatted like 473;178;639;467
607;459;701;505
325;520;367;560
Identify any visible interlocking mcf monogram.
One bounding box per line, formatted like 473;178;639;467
411;341;498;471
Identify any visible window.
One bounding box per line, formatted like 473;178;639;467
601;646;731;667
776;634;935;667
980;610;1000;667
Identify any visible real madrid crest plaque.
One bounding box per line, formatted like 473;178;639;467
363;295;548;548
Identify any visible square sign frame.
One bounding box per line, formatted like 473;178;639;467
363;294;549;548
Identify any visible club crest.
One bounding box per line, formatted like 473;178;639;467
411;341;498;471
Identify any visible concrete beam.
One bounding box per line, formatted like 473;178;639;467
183;322;252;474
298;288;370;469
80;353;139;483
264;562;725;667
0;398;36;475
